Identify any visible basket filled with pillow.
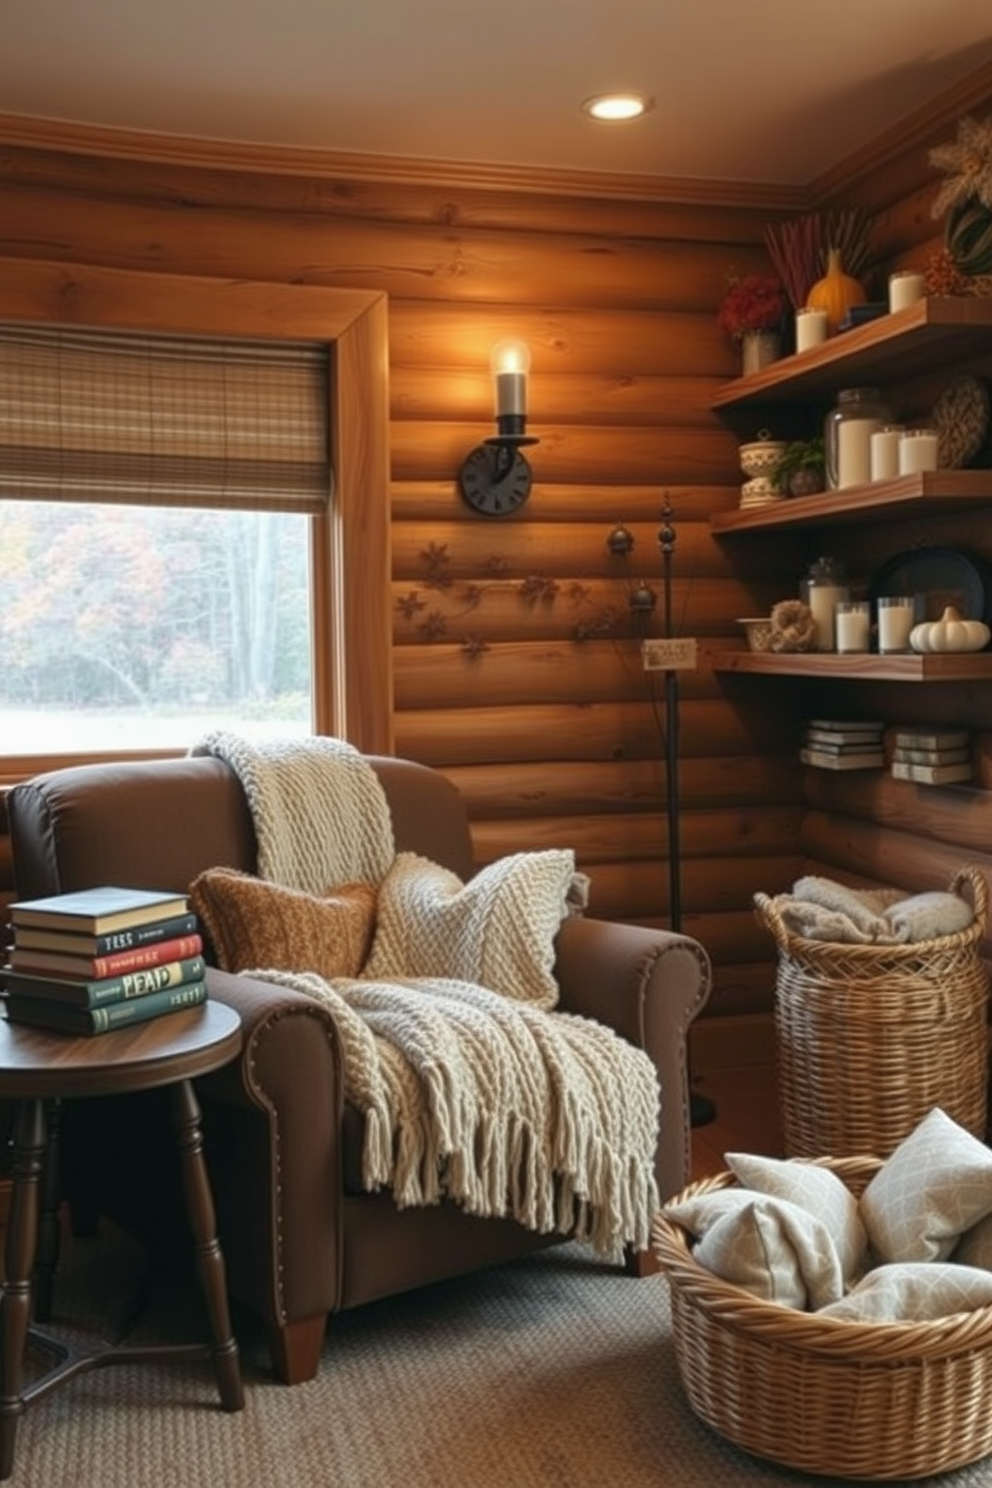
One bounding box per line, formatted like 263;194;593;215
754;866;989;1158
652;1109;992;1481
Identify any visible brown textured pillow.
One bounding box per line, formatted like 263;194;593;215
189;867;378;979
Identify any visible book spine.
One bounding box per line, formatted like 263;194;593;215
85;934;204;978
890;762;973;784
5;956;206;1006
891;732;969;751
800;748;885;769
90;980;207;1032
93;912;199;953
890;747;971;766
8;981;208;1034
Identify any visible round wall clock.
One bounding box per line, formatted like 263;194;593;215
459;444;533;516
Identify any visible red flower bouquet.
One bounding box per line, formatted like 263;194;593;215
718;272;786;342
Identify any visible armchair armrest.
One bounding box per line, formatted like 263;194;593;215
198;969;346;1331
552;917;711;1199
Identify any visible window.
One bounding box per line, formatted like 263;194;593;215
0;261;392;767
0;323;327;754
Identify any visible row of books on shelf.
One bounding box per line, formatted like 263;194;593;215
2;886;208;1036
799;720;975;785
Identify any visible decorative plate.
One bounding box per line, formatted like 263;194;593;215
868;545;992;626
930;374;989;469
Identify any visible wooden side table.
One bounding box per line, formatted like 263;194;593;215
0;1000;245;1479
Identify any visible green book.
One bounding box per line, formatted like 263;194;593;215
5;980;208;1035
2;955;206;1008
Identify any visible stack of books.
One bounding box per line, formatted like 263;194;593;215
799;719;886;771
889;727;973;786
3;886;206;1036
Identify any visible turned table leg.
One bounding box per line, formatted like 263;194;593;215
170;1079;243;1412
0;1100;47;1479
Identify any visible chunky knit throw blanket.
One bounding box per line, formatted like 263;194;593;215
191;731;395;889
190;734;661;1256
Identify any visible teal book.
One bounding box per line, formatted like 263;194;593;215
2;955;206;1008
5;980;208;1035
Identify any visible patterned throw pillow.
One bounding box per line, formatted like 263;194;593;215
663;1188;845;1309
726;1152;868;1286
860;1107;992;1264
189;867;378;979
818;1262;992;1323
362;849;580;1009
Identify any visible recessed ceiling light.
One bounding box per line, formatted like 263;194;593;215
581;93;654;123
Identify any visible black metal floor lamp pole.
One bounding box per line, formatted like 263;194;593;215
658;497;715;1128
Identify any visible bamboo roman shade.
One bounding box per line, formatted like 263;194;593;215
0;323;331;512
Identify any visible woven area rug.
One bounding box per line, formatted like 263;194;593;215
13;1224;992;1488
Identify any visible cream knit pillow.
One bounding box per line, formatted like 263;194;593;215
362;849;580;1009
726;1152;868;1286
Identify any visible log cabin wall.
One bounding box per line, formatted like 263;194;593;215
1;62;991;1027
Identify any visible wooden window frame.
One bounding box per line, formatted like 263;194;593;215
0;257;393;780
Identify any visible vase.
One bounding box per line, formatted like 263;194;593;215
741;330;781;375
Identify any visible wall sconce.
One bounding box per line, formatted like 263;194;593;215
459;339;539;516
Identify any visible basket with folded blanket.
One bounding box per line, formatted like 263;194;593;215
754;867;990;1158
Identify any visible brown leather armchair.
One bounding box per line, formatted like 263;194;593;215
7;752;711;1383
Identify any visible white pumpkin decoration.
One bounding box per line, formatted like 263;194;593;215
909;604;991;653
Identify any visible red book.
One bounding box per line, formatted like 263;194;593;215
7;933;204;982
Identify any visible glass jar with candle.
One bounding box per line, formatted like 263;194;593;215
835;600;871;653
801;557;849;651
824;387;892;490
870;424;904;481
898;426;939;475
877;596;917;654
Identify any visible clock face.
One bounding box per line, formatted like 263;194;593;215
459;445;532;516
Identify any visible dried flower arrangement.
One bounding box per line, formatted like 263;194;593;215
763;208;875;311
717;272;786;342
927;113;992;294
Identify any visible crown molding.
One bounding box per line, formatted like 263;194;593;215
0;111;803;212
808;57;992;204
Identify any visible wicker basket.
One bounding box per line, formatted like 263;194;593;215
755;867;990;1159
653;1157;992;1480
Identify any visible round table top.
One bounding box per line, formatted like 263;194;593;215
0;1000;242;1099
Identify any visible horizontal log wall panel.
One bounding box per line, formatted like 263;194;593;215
390;517;794;584
0;139;787;241
388;302;735;378
391;366;721;428
470;805;804;867
392;577;786;644
0;183;769;312
799;811;992;901
803;752;992;853
394;699;803;766
581;855;803;922
392;482;740;523
390;421;737;485
443;756;801;818
392;639;741;710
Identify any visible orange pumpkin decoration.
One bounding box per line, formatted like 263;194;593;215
805;247;865;334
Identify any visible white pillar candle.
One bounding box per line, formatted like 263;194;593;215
807;583;848;651
889;270;925;313
837;418;880;487
495;371;526;417
835;601;871;653
898;428;939;475
870;425;904;481
795;307;828;352
877;597;916;653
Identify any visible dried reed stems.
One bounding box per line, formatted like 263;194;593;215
764;209;874;309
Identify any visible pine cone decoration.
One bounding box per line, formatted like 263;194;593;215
924;246;968;297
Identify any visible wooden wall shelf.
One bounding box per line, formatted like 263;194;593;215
710;649;992;681
711;471;992;534
711;298;992;411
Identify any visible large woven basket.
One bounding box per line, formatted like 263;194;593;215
653;1157;992;1480
755;867;990;1158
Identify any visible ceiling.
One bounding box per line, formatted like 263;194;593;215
4;0;992;186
